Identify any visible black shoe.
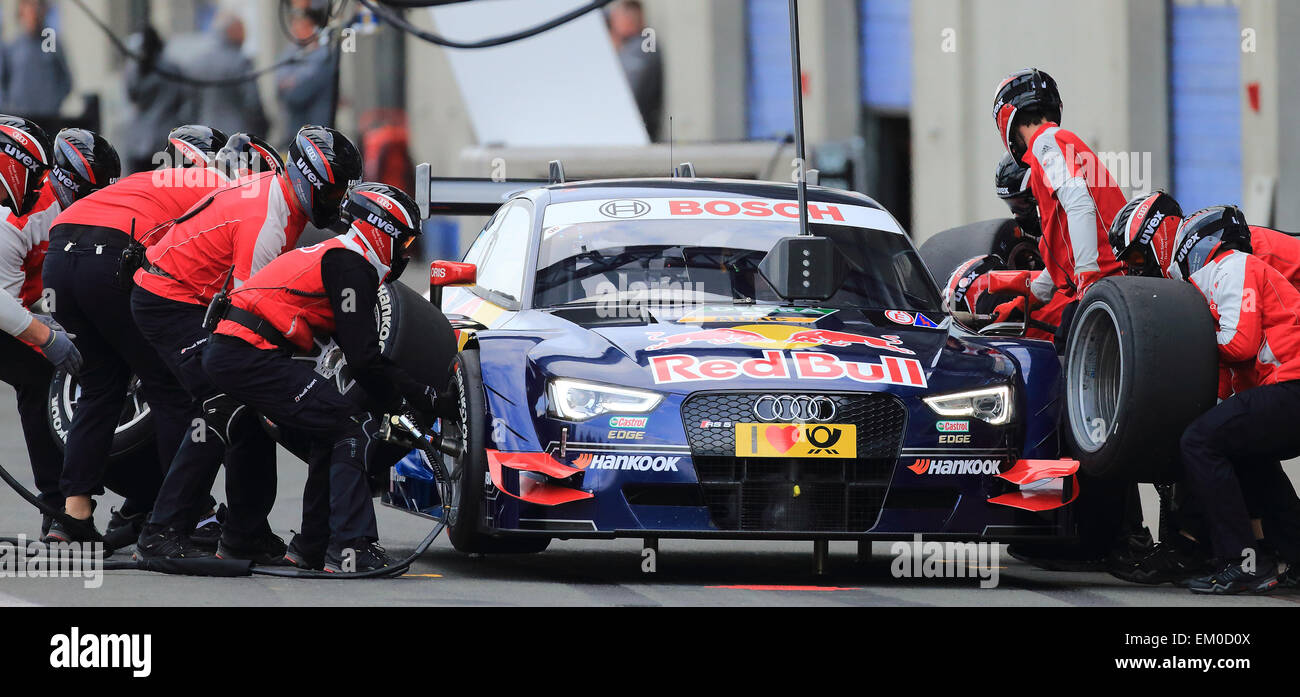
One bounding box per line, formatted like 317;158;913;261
325;539;393;573
284;532;326;570
1110;541;1214;585
1278;563;1299;589
1186;559;1279;595
42;515;101;544
216;529;289;566
102;508;149;551
191;503;227;551
134;525;212;560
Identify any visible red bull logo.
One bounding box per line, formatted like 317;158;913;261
645;325;914;354
649;349;927;387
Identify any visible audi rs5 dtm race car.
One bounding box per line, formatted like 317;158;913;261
383;169;1088;553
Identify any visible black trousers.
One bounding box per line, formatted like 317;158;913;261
1181;380;1300;563
42;231;193;505
0;332;64;511
203;334;380;547
130;286;277;543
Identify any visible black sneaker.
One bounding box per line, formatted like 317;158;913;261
216;529;290;566
1186;559;1279;595
1278;563;1298;589
102;508;149;551
135;525;212;560
325;539;393;573
42;515;101;544
1110;541;1214;585
191;504;227;551
284;532;326;570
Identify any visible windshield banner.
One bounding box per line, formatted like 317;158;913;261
541;197;905;233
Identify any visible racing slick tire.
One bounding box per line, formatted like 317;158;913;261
443;350;550;554
47;369;154;460
918;218;1034;282
378;281;457;393
1062;277;1219;482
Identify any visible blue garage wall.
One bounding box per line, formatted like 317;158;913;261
746;0;793;140
1169;2;1242;212
860;0;911;111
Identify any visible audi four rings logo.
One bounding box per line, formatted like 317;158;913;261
752;395;836;422
599;199;650;219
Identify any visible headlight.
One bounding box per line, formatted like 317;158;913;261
547;378;664;421
922;385;1013;426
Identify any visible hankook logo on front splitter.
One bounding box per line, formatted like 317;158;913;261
908;458;1001;475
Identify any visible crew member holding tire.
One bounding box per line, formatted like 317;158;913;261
1162;206;1300;593
132;125;361;562
0;116;83;537
989;69;1127;347
39;128;239;547
202;183;440;571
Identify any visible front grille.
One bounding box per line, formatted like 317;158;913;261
680;391;907;532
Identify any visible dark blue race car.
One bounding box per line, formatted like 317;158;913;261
382;171;1087;554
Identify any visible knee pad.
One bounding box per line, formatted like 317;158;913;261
200;393;248;445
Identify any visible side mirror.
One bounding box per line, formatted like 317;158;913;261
986;270;1035;297
430;260;476;306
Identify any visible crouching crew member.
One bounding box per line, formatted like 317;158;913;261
132;125;362;561
1168;206;1300;593
203;183;440;571
0;116;82;536
40;128;251;546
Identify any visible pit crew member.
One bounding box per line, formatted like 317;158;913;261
0;116;81;536
203;183;443;571
40;128;232;546
1168;206;1300;593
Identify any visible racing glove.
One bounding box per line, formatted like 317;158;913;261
403;385;438;416
38;327;83;375
992;297;1028;323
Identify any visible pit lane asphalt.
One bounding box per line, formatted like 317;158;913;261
1;384;1297;607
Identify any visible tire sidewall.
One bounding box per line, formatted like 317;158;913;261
46;369;154;459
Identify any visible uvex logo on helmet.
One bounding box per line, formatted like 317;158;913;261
51;167;79;193
2;143;38;170
294;157;324;190
365;211;400;236
1138;211;1166;246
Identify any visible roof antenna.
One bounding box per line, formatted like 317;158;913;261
668;115;674;176
787;0;810;236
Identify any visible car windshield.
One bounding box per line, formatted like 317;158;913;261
533;218;943;312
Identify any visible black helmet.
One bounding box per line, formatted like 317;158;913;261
287;125;363;228
0;115;52;216
50;128;121;209
166;124;228;168
215;132;282;179
1108;191;1183;278
992;68;1063;165
1170;205;1252;281
994;152;1039;237
340;182;422;279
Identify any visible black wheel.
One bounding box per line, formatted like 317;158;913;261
47;369;154;459
379;281;457;393
1062;278;1219;482
918;218;1039;282
443;350;550;554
